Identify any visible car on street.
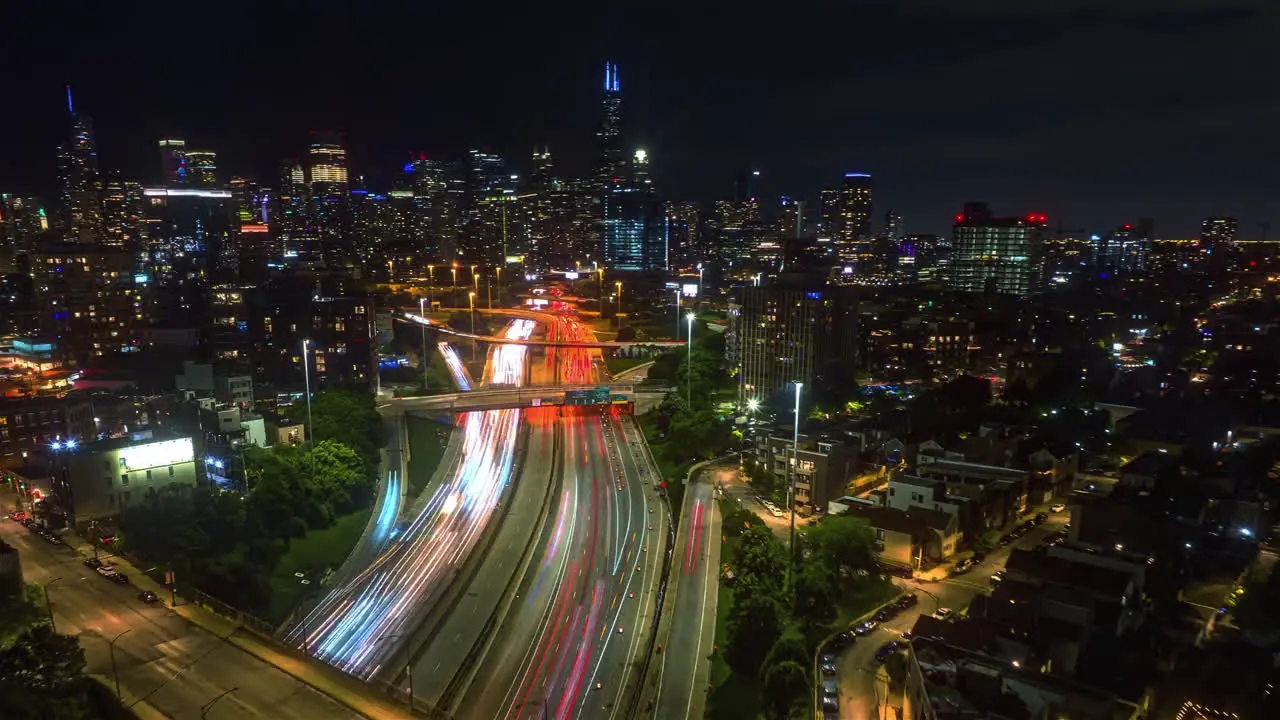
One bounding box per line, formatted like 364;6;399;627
821;695;839;712
990;570;1006;585
854;620;878;635
875;606;898;622
83;557;103;569
1051;503;1067;513
108;573;129;585
896;593;919;609
138;590;159;604
96;566;117;577
1034;512;1048;524
821;680;839;705
829;630;856;649
952;558;974;575
8;511;27;522
972;550;987;563
875;640;902;662
821;661;837;676
934;607;954;621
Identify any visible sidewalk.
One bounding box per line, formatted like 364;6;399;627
64;534;412;720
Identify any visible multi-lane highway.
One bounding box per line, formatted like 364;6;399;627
652;463;722;720
0;513;361;719
287;319;537;680
460;410;663;720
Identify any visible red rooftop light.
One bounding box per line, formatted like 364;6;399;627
954;213;965;223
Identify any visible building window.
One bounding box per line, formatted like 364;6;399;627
168;465;175;477
121;473;129;486
103;459;111;472
146;469;152;480
105;477;112;489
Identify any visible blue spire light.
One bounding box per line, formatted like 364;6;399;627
66;84;74;114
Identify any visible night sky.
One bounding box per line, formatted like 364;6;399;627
2;0;1277;236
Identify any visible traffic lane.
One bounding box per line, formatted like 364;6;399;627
654;476;718;720
410;414;554;704
585;414;663;719
461;419;583;719
1;521;358;720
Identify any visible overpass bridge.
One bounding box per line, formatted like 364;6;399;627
379;383;671;414
396;309;683;350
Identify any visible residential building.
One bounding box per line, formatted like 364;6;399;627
28;244;148;364
948;202;1045;295
0;395;95;463
752;433;857;512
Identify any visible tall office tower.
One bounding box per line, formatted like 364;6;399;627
159;138;187;185
948;202;1046;295
711;196;762;266
462;150;514;263
1089;223;1149;277
602;149;667;271
142;187;237;332
524;147;568;268
29;243;148;364
100;174;145;249
0;195;49;253
726;282;859;404
1200;216;1237;254
665;201;701;266
593;62;625;189
832;172;873;264
308;132;349;201
817;188;839;238
57;87;104;244
885;210;903;240
183;149;218;187
402;156;463;260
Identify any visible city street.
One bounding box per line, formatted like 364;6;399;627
836;510;1069;720
0;514;361;720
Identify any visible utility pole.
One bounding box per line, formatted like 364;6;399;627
42;577;62;632
301;339;315;486
108;629;133;699
787;381;803;590
419;298;429;391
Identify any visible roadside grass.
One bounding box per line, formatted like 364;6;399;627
606;357;650;376
405;415;452;496
265;509;371;623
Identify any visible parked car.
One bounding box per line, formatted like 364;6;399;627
138;590;159;604
108;573;129;585
896;593;919;609
1051;503;1066;513
875;640;902;662
83;557;104;569
875;606;898;622
952;558;974;575
8;511;27;522
821;661;837;676
821;695;839;712
990;570;1006;584
821;679;839;698
854;620;878;636
1034;513;1048;524
934;607;954;620
95;566;117;577
829;630;856;648
972;550;987;563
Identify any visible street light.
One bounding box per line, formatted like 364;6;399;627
107;628;133;699
42;577;62;632
419;298;429;391
471;264;479;295
427;264;435;308
468;291;477;338
787;381;803;589
614;281;622;320
200;687;239;719
301;339;315;485
686;312;696;408
674;288;681;339
697;262;704;297
451;264;458;288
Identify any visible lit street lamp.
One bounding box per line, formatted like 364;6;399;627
107;628;132;699
471;264;479;294
451;264;458;288
787;381;803;589
674;288;681;339
301;339;315;485
686;312;695;408
42;576;62;632
427;264;435;308
419;298;429;390
614;281;622;320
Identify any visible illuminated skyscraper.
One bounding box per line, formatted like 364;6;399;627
183;149;218;187
593;62;625;189
602;149;667;271
1199;216;1237;253
308;132;349;202
833;172;873;263
57;86;103;244
101;174;145;249
159;138;187;185
0;194;49;253
948;202;1045;295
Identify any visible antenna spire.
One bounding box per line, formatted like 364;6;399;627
66;84;74;114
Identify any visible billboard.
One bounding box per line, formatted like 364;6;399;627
681;283;698;297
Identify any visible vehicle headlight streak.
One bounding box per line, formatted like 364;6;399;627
287;319;537;678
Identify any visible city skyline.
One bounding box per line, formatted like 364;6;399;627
2;2;1277;235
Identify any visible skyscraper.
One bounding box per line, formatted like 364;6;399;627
101;174;145;249
57;86;103;244
308;132;349;202
184;149;219;187
1090;223;1149;276
833;172;873;264
948;202;1045;295
1199;216;1237;253
601;149;667;271
593;62;625;190
159;138;187;185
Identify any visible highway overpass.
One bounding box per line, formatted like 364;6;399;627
379;383;671;414
396;309;683;350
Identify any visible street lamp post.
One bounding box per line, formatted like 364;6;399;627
451;264;457;288
418;298;429;391
107;628;133;699
301;339;315;485
614;281;622;322
787;381;803;589
697;263;704;297
675;288;681;339
686;313;695;408
427;264;435;309
42;577;62;632
471;264;479;295
200;687;239;719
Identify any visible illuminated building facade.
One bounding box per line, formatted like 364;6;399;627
1199;216;1237;254
593;62;625;190
159;138;187;185
142;187;237;330
41;433;197;528
1090;223;1149;276
0;396;95;462
823;172;873;264
57;88;104;244
665;201;701;266
101;174;145;249
0;195;49;253
183;149;219;187
601;149;667;271
29;244;149;364
308;132;349;201
948;202;1045;296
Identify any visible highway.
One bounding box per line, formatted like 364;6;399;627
652;463;722;720
286;318;537;680
0;514;361;720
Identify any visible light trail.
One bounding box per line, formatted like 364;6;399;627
438;341;473;391
284;317;539;680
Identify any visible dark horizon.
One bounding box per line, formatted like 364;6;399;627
2;1;1278;236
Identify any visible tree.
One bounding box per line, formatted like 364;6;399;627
722;503;764;538
793;555;838;628
301;389;385;476
762;631;810;672
0;626;86;691
725;587;784;675
733;525;788;595
761;660;808;719
0;584;49;650
804;516;877;574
